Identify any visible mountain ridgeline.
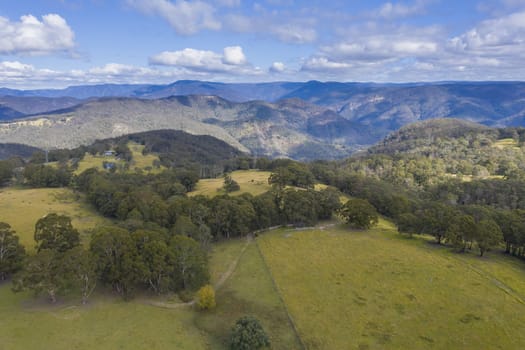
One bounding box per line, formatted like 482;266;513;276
1;81;525;160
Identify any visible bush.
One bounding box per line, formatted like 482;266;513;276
196;284;216;310
230;316;270;350
178;290;194;303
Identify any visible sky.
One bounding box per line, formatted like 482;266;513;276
0;0;525;88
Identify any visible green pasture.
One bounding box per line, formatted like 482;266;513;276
257;219;525;349
74;142;163;175
0;187;111;249
189;170;272;197
194;238;302;349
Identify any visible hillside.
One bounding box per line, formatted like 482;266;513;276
0;143;41;159
1;81;525;160
0;96;362;159
328;118;525;192
89;129;246;169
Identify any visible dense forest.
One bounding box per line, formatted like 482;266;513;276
2;120;525;306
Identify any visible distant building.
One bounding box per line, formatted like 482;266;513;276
103;161;116;170
104;150;116;157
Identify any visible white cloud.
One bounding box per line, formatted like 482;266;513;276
225;13;317;44
149;46;261;76
320;24;441;63
127;0;221;35
374;1;428;19
222;46;247;65
150;48;223;68
0;14;75;55
213;0;240;7
448;10;525;56
302;57;353;71
270;61;285;72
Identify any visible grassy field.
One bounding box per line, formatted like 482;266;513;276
74;142;163;175
128;142;164;173
0;285;211;350
0;187;112;249
74;153;126;174
257;219;525;349
194;238;302;349
189;170;272;197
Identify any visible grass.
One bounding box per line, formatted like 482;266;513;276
0;285;210;350
0;187;111;249
74;142;164;175
257;218;525;349
189;170;272;197
493;138;520;150
127;142;164;173
193;238;302;349
74;153;126;174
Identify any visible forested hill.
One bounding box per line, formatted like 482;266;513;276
368;119;496;154
341;119;525;188
0;143;42;160
89;130;246;169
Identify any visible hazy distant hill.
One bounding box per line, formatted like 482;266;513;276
1;80;525;160
0;95;366;159
0;96;82;116
0;143;41;159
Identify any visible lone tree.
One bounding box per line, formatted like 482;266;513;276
339;198;379;229
34;213;80;252
223;174;240;193
230;316;270;350
0;222;25;281
196;284;216;310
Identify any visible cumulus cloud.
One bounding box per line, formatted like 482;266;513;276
374;1;428;19
222;46;247;65
225;13;317;44
300;8;525;82
269;62;285;73
448;10;525;56
127;0;221;35
0;14;75;55
302;57;353;71
149;46;261;76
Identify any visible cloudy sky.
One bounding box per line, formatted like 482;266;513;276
1;0;525;88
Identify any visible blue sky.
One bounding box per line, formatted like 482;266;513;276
0;0;524;88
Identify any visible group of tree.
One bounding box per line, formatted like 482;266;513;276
11;213;209;303
395;202;506;256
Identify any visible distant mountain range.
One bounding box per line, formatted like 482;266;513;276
1;80;524;160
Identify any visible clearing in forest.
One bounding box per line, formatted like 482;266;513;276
0;187;111;248
189;170;272;197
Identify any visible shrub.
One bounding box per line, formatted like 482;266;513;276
230;316;270;350
196;284;216;310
